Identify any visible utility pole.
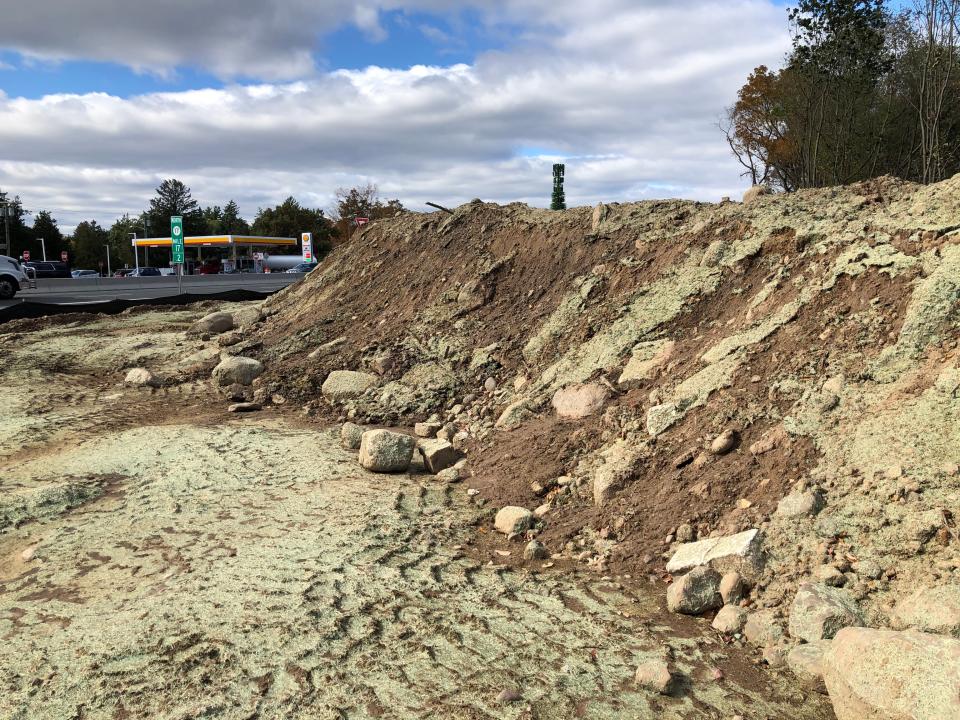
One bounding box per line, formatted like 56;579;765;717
0;200;10;256
104;244;112;276
39;237;46;261
130;232;139;270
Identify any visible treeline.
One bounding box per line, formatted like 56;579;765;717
724;0;960;190
0;180;404;269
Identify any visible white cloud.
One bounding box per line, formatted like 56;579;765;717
0;1;790;232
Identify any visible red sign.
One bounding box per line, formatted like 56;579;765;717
22;250;30;261
61;250;68;263
355;217;370;227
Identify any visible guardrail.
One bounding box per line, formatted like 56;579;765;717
20;273;302;295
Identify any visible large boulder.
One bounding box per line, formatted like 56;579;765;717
890;585;960;637
322;370;378;403
592;440;643;507
667;566;722;615
190;311;234;335
211;356;263;386
788;583;865;643
494;506;533;535
666;529;765;581
417;439;462;474
551;383;609;419
822;627;960;720
358;430;415;473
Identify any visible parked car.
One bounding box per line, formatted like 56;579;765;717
0;255;30;299
285;262;318;273
197;259;222;275
24;261;72;279
71;269;99;278
127;267;162;277
158;268;176;276
113;268;135;277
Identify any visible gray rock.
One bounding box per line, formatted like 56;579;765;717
495;400;533;430
667;566;722;615
814;564;847;587
675;523;696;543
823;627;960;720
321;370;378;403
788;583;865;643
340;422;364;450
743;185;772;204
124;367;158;387
712;604;747;634
890;585;960;637
190;311;234;335
212;356;263;386
417;439;462;474
436;468;460;483
634;660;675;695
786;641;830;692
494;506;533;535
666;528;765;581
777;489;825;518
852;560;883;580
358;430;415;473
744;610;785;647
551;383;609;419
710;429;738;455
523;540;549;560
414;421;443;438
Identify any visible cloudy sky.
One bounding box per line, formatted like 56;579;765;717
0;1;792;231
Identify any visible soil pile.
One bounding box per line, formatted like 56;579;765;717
254;177;960;711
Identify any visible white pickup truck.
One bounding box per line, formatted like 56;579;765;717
0;255;31;299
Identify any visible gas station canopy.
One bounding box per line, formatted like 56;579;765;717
132;235;297;248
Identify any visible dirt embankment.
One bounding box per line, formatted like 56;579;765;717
250;176;960;709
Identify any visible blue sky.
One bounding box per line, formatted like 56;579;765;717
0;1;793;231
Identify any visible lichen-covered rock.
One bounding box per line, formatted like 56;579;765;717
667;566;722;615
340;422;364;450
666;529;764;581
787;640;831;692
322;370;378;403
212;356;263;386
890;585;960;637
789;583;865;643
417;439;462;474
124;367;158;387
358;430;415;473
777;489;825;518
822;627;960;720
634;660;675;695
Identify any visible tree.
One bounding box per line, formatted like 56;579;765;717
333;183;405;240
107;215;139;268
0;190;34;259
147;179;206;237
31;211;66;261
551;163;567;210
203;200;250;235
251;197;335;256
69;220;109;271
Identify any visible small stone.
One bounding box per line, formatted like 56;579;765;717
886;464;904;479
340;422;364;450
777;489;825;518
736;498;753;510
124;367;159;387
762;645;787;668
667;566;722;615
712;605;747;634
436;468;460;483
634;660;675;695
552;383;609;419
414;422;443;438
20;546;36;562
494;506;533;535
496;687;522;703
710;429;739;455
533;503;551;518
675;523;696;543
814;564;847;587
524;541;549;560
744;610;785;647
851;560;883;580
942;462;959;477
417;439;463;474
719;572;746;605
228;402;262;413
484;377;497;393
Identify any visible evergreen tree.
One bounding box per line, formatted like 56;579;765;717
107;215;139;267
147;179;206;236
31;211;65;261
0;190;34;259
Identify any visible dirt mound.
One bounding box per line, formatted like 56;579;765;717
254;176;960;644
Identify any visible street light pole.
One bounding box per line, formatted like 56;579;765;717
104;244;112;276
0;201;10;256
129;232;138;270
39;237;46;261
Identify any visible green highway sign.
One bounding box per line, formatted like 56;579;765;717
171;216;184;264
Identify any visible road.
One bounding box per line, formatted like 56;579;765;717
0;273;302;311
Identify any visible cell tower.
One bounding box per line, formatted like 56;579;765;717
551;163;566;210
